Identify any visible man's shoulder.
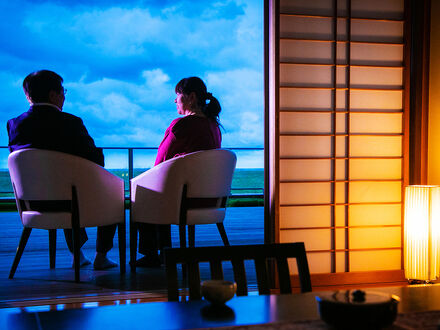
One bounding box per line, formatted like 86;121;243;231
58;111;83;123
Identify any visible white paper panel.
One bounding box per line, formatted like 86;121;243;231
350;136;402;157
280;205;332;228
336;113;347;133
277;0;405;275
336;252;346;272
279;64;333;87
349;204;401;226
351;20;403;43
336;89;347;110
335;136;347;157
280;40;348;65
335;205;346;226
350;249;401;271
280;112;331;134
351;0;404;20
351;67;403;88
350;113;403;134
288;252;332;274
350;89;403;110
351;43;403;66
336;159;347;180
336;228;346;250
335;182;346;204
350;227;401;249
280;88;332;110
280;136;332;157
280;159;331;181
280;0;345;17
349;181;402;203
280;228;331;250
280;182;331;204
280;16;333;40
350;158;402;180
280;39;333;64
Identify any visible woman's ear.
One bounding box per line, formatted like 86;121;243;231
187;92;197;108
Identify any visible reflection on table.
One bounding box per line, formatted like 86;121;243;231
3;284;440;329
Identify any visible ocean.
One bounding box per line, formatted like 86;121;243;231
0;168;264;198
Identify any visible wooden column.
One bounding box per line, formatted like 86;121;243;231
409;0;431;184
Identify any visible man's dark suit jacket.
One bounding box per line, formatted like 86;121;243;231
7;104;104;166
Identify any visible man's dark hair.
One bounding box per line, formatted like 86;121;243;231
23;70;64;103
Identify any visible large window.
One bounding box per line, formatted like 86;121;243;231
0;0;263;169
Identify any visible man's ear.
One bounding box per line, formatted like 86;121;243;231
48;90;57;103
25;94;33;105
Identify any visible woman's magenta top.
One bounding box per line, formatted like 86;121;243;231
154;115;221;166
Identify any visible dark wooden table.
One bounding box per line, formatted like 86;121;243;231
3;284;440;329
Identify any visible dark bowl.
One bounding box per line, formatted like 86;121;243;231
316;290;400;329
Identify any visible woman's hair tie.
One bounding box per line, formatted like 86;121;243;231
206;92;213;101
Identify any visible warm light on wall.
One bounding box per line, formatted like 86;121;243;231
404;185;440;281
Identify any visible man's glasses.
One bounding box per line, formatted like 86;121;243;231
62;87;67;95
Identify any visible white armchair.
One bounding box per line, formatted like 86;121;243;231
8;148;126;282
130;149;237;267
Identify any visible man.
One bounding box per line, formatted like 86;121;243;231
7;69;117;270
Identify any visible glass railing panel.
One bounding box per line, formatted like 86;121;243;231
0;146;264;199
227;148;264;196
0;147;13;198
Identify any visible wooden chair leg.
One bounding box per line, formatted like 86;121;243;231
188;225;195;248
216;223;230;246
9;228;32;279
49;229;56;269
72;225;81;283
179;225;187;249
179;225;187;283
130;221;138;272
71;186;80;283
118;220;126;274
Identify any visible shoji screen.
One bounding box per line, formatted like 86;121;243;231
276;0;406;274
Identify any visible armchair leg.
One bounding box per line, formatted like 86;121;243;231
188;225;195;248
130;221;138;272
71;186;81;283
49;229;56;269
179;225;187;249
118;221;126;274
179;225;187;283
9;228;32;279
72;224;81;283
216;223;230;246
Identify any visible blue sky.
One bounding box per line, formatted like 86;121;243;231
0;0;263;167
0;0;263;168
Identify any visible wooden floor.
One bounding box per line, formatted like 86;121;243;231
0;207;264;309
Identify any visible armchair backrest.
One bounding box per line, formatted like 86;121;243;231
131;149;237;225
8;148;124;228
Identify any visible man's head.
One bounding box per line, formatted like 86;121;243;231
23;70;65;110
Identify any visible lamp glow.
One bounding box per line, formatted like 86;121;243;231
404;185;440;281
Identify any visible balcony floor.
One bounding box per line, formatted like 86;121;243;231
0;207;263;309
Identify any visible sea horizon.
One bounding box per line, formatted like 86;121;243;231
0;168;264;197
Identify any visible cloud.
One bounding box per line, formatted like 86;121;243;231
205;68;264;147
0;0;264;153
63;68;176;146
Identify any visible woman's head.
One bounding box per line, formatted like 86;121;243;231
174;77;221;125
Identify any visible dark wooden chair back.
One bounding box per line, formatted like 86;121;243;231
164;242;312;301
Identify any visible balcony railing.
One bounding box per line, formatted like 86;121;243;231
0;146;264;200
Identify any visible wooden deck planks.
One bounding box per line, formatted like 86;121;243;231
0;207;263;306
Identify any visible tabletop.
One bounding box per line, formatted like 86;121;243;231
3;284;440;329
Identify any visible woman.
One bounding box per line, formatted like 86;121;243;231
135;76;222;267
